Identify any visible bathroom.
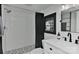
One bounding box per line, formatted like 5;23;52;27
0;4;79;54
41;4;79;54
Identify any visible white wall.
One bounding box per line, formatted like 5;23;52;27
41;5;79;43
0;16;2;35
71;11;76;32
2;5;35;52
76;11;79;32
41;5;62;39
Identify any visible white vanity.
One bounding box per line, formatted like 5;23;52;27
42;38;79;54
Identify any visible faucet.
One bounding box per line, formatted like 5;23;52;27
67;33;72;42
63;37;67;41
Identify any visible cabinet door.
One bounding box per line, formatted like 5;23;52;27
42;41;54;54
42;41;65;54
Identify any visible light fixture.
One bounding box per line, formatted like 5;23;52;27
61;4;71;11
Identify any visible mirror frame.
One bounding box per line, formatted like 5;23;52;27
44;12;56;34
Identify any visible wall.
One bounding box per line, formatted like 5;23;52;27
76;11;79;32
2;5;35;53
71;11;76;32
41;5;79;44
41;5;62;39
0;16;2;35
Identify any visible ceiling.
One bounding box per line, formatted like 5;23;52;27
7;4;58;12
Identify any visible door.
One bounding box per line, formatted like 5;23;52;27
0;4;3;54
35;12;44;48
0;37;2;54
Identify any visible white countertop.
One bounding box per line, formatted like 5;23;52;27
43;38;79;54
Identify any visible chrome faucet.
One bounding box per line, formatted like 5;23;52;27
67;33;72;42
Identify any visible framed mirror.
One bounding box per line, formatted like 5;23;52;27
45;12;56;34
61;6;79;33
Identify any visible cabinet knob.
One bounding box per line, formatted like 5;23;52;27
50;48;52;50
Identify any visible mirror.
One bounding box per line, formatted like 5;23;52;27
45;13;56;34
61;6;79;33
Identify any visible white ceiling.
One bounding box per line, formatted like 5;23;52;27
7;4;58;12
6;4;79;13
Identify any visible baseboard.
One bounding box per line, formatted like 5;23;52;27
4;44;35;54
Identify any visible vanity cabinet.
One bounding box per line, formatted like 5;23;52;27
42;38;79;54
42;41;65;54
